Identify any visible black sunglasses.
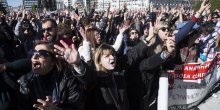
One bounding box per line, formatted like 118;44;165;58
42;27;54;33
159;27;169;32
32;50;54;58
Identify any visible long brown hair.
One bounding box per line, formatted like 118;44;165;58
86;28;101;50
94;43;116;73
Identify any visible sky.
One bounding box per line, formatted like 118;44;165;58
7;0;20;7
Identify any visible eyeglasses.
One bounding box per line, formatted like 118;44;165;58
42;27;54;33
159;27;169;32
31;50;54;58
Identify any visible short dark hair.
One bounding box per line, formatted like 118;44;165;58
211;12;219;18
42;18;57;27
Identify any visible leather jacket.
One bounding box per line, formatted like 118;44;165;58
17;67;84;110
85;70;129;110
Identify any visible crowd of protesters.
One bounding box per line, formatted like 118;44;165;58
0;0;219;110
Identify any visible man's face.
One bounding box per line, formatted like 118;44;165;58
129;30;139;41
42;21;57;42
158;26;169;41
212;15;218;23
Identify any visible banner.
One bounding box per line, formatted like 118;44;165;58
158;52;220;110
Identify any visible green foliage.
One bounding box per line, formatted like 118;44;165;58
32;4;37;12
194;0;220;11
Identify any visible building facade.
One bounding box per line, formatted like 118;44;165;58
95;0;150;11
0;0;8;7
22;0;57;11
150;0;191;8
0;0;8;14
22;0;38;9
56;0;64;10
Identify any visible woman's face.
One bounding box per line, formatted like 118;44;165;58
100;50;116;71
31;44;54;75
144;28;149;36
94;31;101;44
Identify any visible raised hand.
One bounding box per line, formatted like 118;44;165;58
0;64;6;73
170;7;177;15
71;11;81;21
150;2;154;12
54;40;80;65
146;22;155;43
22;10;26;19
166;33;176;54
199;0;211;12
33;96;57;110
119;19;131;34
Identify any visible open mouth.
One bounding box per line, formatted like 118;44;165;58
32;61;41;70
110;60;115;65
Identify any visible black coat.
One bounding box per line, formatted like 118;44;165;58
85;71;128;110
17;67;84;110
0;72;19;110
82;41;150;110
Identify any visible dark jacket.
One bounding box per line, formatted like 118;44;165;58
16;66;84;110
81;41;149;110
0;59;28;110
84;70;128;110
139;51;168;110
0;72;19;110
138;16;199;110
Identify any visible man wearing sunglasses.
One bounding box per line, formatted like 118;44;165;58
0;19;74;74
41;19;73;47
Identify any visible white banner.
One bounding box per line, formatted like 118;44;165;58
158;52;220;110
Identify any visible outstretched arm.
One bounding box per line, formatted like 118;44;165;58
54;40;85;75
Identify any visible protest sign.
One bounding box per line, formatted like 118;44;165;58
158;52;220;110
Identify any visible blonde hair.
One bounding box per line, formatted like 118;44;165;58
94;43;116;73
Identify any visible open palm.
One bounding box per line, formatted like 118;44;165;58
54;40;80;65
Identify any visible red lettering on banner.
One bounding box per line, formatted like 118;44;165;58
166;56;217;81
197;63;210;69
192;73;206;79
184;66;196;71
183;63;198;80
